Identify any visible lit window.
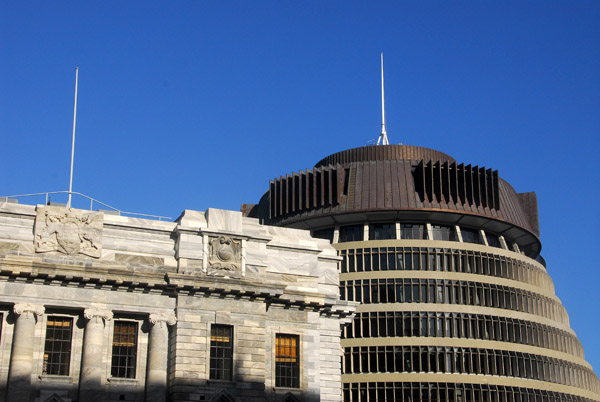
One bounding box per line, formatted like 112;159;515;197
43;316;73;375
111;321;138;378
210;325;233;381
276;334;300;388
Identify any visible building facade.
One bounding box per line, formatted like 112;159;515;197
244;144;600;402
0;202;355;402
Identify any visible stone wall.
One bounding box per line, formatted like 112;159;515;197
0;202;355;402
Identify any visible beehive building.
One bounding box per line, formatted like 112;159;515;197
244;144;600;402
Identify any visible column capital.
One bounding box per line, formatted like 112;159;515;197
149;312;177;326
84;307;113;322
13;303;44;317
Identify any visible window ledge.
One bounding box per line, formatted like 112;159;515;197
108;377;139;384
207;379;234;385
39;375;73;384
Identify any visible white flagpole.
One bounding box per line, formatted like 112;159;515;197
377;53;389;145
68;67;79;208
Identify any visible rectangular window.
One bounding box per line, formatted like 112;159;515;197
312;228;334;243
461;228;483;244
339;224;364;242
369;223;396;240
276;334;300;388
210;324;233;381
431;225;457;241
43;316;73;375
486;232;502;248
400;223;426;239
111;321;138;378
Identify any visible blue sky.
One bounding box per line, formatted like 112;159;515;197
2;1;599;374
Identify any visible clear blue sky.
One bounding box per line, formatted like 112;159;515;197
2;1;599;374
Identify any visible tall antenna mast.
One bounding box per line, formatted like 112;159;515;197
376;52;389;145
67;67;79;208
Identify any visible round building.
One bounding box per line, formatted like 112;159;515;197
245;144;600;402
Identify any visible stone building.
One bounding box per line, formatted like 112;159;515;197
244;144;600;402
0;202;356;402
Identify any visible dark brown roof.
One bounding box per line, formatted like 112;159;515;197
315;145;455;167
247;145;541;257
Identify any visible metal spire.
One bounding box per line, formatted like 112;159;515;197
376;52;389;145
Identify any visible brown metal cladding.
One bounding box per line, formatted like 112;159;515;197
265;145;536;237
314;145;456;167
518;192;540;237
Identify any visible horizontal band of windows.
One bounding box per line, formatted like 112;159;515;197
330;223;514;251
343;381;598;402
339;247;548;290
342;345;600;394
334;240;546;274
339;279;566;324
342;311;583;359
341;271;556;302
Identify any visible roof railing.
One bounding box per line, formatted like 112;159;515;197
0;191;171;221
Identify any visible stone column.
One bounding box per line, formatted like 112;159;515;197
79;308;113;402
145;312;177;402
7;303;45;402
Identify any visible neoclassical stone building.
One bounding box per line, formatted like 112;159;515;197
0;202;356;402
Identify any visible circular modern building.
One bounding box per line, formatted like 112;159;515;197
245;144;600;402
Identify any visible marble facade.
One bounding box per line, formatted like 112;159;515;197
0;202;356;402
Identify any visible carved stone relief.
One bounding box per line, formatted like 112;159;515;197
34;206;103;258
207;235;241;275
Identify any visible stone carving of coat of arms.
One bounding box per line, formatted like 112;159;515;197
207;235;241;274
34;206;103;258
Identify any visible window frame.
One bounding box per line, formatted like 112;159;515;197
110;319;139;379
209;324;234;382
275;333;301;389
42;315;74;376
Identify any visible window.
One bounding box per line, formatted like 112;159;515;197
276;334;300;388
461;228;482;244
431;225;457;241
369;223;396;240
400;223;426;239
339;225;364;242
210;324;233;381
111;321;138;378
312;228;334;243
43;316;73;375
486;232;502;248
